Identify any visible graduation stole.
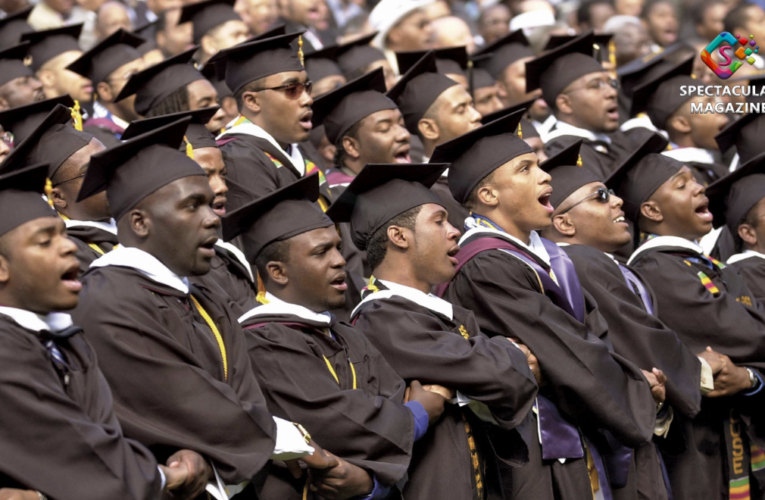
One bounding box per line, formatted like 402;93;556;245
724;408;765;500
57;213;117;256
189;295;228;381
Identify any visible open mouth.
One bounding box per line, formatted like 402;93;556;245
61;263;82;293
330;272;347;291
538;189;554;213
447;245;460;266
198;236;218;258
212;198;226;217
394;145;411;163
695;198;714;222
299;111;313;131
613;215;626;224
606;104;619;121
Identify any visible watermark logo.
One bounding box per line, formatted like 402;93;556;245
701;32;759;79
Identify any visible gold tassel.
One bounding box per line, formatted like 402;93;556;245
256;271;269;304
608;39;617;79
517;122;523;139
70;100;83;131
184;136;194;159
44;178;54;207
298;35;305;67
576;155;583;167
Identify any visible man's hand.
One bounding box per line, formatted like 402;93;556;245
642;368;667;406
286;439;339;478
510;338;543;386
0;489;40;500
422;384;455;400
697;347;725;375
707;352;753;397
164;449;212;499
309;451;374;500
408;380;446;425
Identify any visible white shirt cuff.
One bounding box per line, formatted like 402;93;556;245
698;357;715;395
654;406;674;438
270;416;315;460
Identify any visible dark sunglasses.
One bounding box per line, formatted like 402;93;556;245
558;187;615;215
256;80;313;100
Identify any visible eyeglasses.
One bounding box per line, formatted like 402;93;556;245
51;172;86;188
1;131;13;145
254;80;313;100
564;78;618;94
558;187;615;215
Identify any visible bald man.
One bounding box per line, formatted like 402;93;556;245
432;15;475;53
95;2;133;42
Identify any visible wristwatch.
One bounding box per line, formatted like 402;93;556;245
747;368;757;388
293;422;312;445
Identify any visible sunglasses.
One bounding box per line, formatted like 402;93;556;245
558;187;615;215
256;80;313;100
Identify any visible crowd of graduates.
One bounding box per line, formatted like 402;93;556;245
2;0;765;499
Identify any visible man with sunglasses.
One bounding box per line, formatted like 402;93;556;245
540;136;722;500
67;29;146;146
527;31;632;179
215;31;328;211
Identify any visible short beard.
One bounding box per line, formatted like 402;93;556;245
323;294;347;311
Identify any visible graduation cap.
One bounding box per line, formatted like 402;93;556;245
396;46;469;78
10;103;94;178
179;0;241;45
540;140;603;209
629;55;695;130
121;106;219;153
201;60;232;98
431;108;533;204
21;24;84;72
0;95;75;144
0;42;33;88
326;163;448;250
76;117;206;221
479;98;540;138
545;33;614;64
525;31;605;109
473;29;533;79
222;172;333;261
134;20;158;55
336;32;386;78
114;46;204;116
0;163;57;237
310;68;397;144
706;152;765;234
714;112;765;165
67;29;145;84
386;50;460;135
470;53;497;93
617;46;679;99
304;44;343;83
214;31;304;95
605;133;674;223
0;6;34;50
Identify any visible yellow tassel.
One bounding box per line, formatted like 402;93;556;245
608;39;617;79
298;35;305;67
576;155;583;167
517;122;523;139
184;136;194;159
256;271;269;304
44;178;54;207
70;100;83;131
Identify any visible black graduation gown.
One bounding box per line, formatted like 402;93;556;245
544;129;633;179
0;315;162;500
66;223;119;276
72;265;277;484
629;241;765;500
351;286;539;500
190;245;258;318
240;308;415;499
443;232;657;500
729;254;765;305
431;175;470;234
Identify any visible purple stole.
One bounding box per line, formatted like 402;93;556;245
325;168;356;189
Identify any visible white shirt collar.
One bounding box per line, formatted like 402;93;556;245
238;292;332;324
92;101;130;130
627;235;703;265
461;218;551;266
728;249;765;264
63;218;118;235
544;120;612;145
214;240;254;281
661;147;715;165
217;120;305;175
533;114;557;140
89;246;190;293
0;306;73;333
350;280;454;320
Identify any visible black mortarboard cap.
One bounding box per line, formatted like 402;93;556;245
0;6;34;50
541;140;603;209
605;133;675;223
479;98;541;139
525;31;605;109
215;31;304;95
115;46;204;116
617;46;680;99
630;55;695;129
304;44;343;82
432;108;533;204
715;112;765;165
134;20;158;54
0;163;57;237
222;172;333;261
707;152;765;233
396;46;469;77
201;60;232;98
0;42;33;87
545;33;614;62
470;53;496;92
121;106;219;150
0;95;74;144
326;163;448;250
76;117;206;221
21;24;83;71
336;32;385;78
387;50;459;134
179;0;241;44
473;29;533;79
311;68;397;144
67;29;144;84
